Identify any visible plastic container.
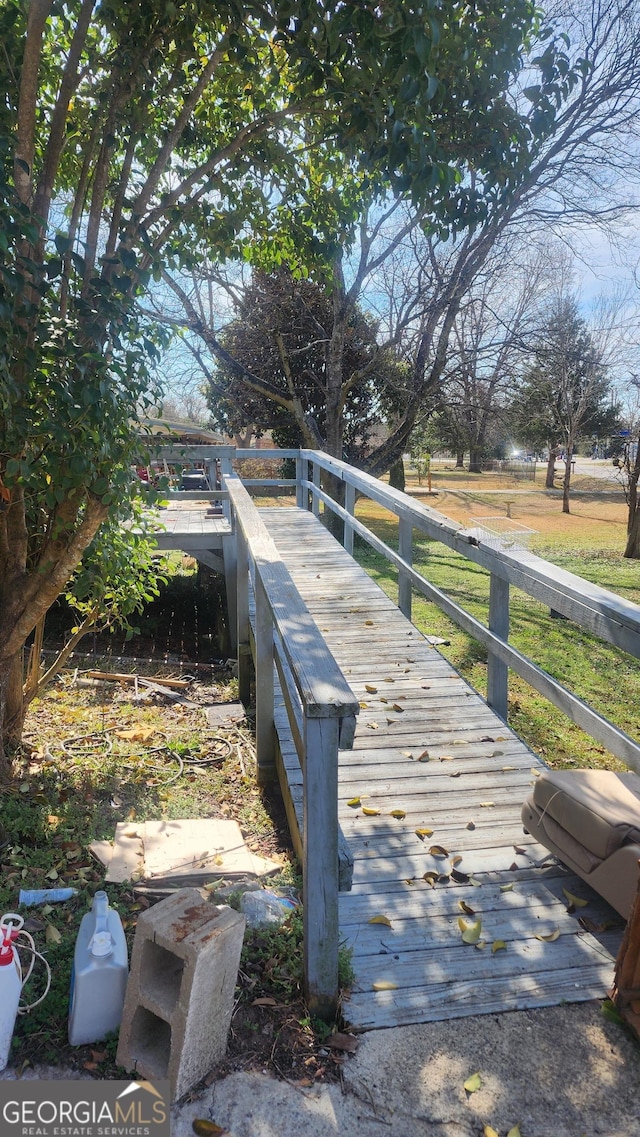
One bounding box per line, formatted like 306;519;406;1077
0;916;23;1071
240;890;297;928
68;891;128;1046
19;888;78;906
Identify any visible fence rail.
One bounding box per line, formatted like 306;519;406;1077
298;449;640;774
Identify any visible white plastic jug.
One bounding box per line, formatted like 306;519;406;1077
68;891;128;1046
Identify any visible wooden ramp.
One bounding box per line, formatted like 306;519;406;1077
260;506;620;1031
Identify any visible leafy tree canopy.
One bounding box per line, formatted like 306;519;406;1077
205;267;408;461
0;0;566;754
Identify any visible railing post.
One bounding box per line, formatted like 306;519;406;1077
312;460;321;518
487;572;509;721
296;455;305;509
236;525;252;706
220;454;233;523
344;482;356;556
303;713;339;1022
222;530;238;654
398;517;413;620
254;572;275;783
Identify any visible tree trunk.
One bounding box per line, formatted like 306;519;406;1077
562;452;572;514
468;448;482;474
455;450;465;468
545;448;557;489
0;651;26;769
388;458;405;492
623;448;640;559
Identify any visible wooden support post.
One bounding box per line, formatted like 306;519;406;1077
236;526;252;706
296;456;306;509
344;482;356;556
398;517;413;620
487;572;509;721
220;455;233;523
612;862;640;1039
222;533;238;654
312;461;321;518
254;572;275;783
303;714;340;1022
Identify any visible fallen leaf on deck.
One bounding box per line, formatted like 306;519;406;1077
464;1072;482;1093
439;755;454;762
484;1127;500;1137
563;888;588;908
451;868;470;883
429;844;449;857
423;871;438;887
417;749;430;761
368;722;379;730
451;854;463;866
500;883;515;893
492;940;507;953
535;928;560;941
368;915;393;927
365;684;378;693
392;704;404;712
513;845;526;855
347;797;361;808
458;900;475;915
390;809;406;819
365;620;374;626
362;806;380;816
466;820;476;830
479;801;495;808
458;917;482;944
415;828;434;840
372;980;398;991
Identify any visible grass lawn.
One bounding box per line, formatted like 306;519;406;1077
353;487;640;774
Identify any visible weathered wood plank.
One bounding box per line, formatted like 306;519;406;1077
260;505;620;1030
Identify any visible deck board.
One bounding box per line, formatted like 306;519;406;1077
260;506;621;1030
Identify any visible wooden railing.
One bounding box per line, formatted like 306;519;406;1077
223;472;359;1021
296;449;640;775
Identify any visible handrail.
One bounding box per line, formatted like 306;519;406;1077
300;450;640;654
223;472;358;1020
299;449;640;774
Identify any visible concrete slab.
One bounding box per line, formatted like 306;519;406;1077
169;1002;640;1137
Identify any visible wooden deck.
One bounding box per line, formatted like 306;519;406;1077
260;506;621;1031
152;503;230;552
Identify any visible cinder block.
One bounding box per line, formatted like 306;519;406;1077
116;888;245;1099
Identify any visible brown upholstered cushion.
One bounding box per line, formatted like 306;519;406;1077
532;768;640;862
